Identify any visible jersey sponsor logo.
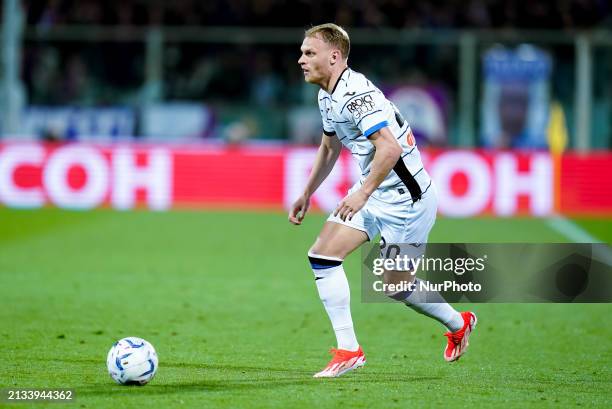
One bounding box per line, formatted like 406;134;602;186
346;95;375;119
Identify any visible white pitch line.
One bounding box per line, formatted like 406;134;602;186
546;215;612;267
546;215;601;243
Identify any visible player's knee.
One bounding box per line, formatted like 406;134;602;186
309;239;346;261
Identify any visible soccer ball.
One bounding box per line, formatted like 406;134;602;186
106;337;158;385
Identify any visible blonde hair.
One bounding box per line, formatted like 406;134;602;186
305;23;350;59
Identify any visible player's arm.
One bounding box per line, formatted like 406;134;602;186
334;127;402;221
359;127;402;196
303;133;343;198
288;133;342;225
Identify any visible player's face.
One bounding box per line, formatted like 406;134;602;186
298;36;333;86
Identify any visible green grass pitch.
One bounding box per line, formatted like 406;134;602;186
0;208;611;408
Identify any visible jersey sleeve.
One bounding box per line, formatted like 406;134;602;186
318;94;336;136
342;88;389;138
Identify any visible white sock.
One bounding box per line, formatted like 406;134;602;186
309;254;359;351
403;279;464;332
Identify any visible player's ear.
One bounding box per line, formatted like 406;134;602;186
330;50;339;65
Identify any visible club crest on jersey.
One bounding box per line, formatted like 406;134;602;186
346;95;375;119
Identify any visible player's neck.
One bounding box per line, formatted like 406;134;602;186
323;65;348;94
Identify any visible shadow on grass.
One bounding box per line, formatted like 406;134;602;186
32;356;442;378
29;356;442;396
77;374;443;397
31;356;310;375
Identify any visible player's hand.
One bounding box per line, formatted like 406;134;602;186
334;189;369;221
289;194;310;225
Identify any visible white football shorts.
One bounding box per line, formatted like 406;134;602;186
326;181;437;246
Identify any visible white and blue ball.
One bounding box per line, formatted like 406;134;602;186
106;337;158;385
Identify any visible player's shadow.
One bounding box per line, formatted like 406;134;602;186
27;357;441;395
176;362;443;383
76;375;443;397
163;360;312;374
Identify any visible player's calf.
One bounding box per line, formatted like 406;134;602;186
382;270;465;338
308;253;360;352
308;252;364;377
381;269;417;301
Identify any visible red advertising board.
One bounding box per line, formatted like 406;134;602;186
559;152;612;215
0;142;610;217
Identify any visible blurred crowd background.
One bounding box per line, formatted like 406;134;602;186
24;0;611;28
2;0;611;148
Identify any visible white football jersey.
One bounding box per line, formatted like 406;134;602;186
318;68;431;202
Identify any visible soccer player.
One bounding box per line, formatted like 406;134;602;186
289;23;477;378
